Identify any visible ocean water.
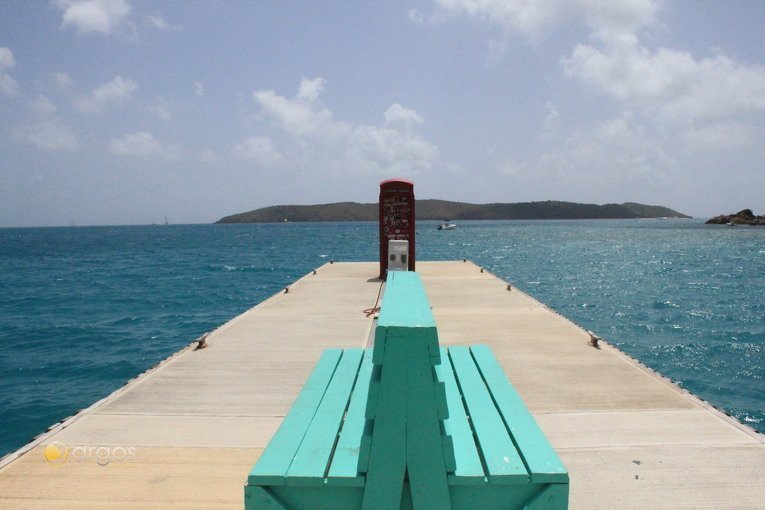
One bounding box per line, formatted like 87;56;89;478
0;220;762;458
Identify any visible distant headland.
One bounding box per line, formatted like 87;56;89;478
705;209;765;226
216;200;690;223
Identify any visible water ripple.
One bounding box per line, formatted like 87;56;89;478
0;219;762;458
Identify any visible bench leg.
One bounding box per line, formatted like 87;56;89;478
406;339;452;509
362;337;408;510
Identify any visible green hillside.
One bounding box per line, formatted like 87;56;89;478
216;200;690;223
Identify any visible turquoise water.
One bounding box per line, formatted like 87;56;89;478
0;220;762;458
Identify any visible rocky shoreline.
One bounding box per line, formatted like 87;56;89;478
706;209;765;226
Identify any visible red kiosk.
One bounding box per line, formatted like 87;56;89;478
378;179;415;278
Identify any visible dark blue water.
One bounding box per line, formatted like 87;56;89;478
0;220;762;457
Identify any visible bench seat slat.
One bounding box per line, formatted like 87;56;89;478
449;346;529;484
286;349;364;484
436;347;485;485
470;345;569;484
248;349;343;486
327;348;374;485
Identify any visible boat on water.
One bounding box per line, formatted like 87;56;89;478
438;220;456;230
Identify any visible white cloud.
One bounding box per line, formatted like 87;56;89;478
252;78;438;176
434;0;659;41
543;101;561;133
0;73;18;97
563;40;765;124
682;122;758;151
441;0;762;136
579;1;659;44
194;81;205;96
53;71;74;89
232;136;284;167
506;110;675;203
439;0;765;176
30;95;58;115
407;8;426;25
0;47;15;69
253;86;333;137
109;131;179;160
0;47;19;97
55;0;131;35
13;93;77;150
145;13;178;31
297;77;325;101
384;103;424;133
199;149;216;162
422;0;762;213
74;76;138;112
150;96;171;121
14;119;78;151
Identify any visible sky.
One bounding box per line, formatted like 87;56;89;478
1;0;764;226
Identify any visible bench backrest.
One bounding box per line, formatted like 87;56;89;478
362;271;454;509
372;271;440;366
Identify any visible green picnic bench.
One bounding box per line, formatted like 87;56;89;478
245;271;569;509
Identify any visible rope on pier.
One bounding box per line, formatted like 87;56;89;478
364;280;385;317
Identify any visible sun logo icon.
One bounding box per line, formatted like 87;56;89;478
43;441;68;465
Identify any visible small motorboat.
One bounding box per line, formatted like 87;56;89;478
438;220;456;230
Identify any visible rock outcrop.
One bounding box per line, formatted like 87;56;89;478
706;209;765;226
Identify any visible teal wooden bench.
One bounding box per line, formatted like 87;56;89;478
245;271;569;509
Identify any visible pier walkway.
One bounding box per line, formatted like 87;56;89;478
0;261;762;508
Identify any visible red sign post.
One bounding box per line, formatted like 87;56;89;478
378;179;415;278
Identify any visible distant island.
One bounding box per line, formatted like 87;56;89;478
706;209;764;226
216;200;690;223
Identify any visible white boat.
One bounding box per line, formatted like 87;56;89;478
438;220;456;230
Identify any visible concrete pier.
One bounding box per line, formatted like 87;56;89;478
1;261;762;509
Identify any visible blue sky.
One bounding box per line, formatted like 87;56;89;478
1;1;764;226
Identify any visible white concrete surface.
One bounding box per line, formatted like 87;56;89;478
0;261;762;509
